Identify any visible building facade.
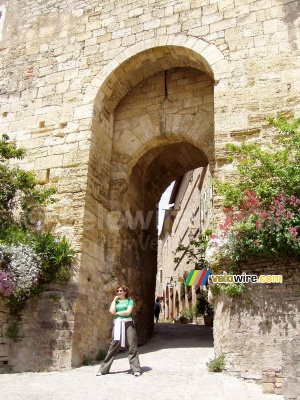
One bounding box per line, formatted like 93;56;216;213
157;167;213;321
0;0;299;378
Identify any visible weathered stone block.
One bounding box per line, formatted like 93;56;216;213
262;383;275;394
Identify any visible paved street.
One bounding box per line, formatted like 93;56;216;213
1;323;283;400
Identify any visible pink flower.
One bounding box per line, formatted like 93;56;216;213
0;272;16;296
287;227;298;236
260;210;270;218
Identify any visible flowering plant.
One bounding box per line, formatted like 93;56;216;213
0;225;75;313
215;116;300;264
0;135;75;313
175;117;300;297
0;243;41;292
219;191;300;262
0;271;16;296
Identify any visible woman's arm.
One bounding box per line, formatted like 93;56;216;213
115;304;133;317
109;296;119;315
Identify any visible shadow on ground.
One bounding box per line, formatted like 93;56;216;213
102;322;213;364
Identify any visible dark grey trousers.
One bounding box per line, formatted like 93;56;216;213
100;321;141;374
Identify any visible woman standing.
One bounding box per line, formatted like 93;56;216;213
96;285;142;377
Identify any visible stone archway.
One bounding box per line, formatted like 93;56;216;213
81;34;228;107
71;39;226;365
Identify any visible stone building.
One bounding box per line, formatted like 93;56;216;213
157;166;213;321
0;2;299;392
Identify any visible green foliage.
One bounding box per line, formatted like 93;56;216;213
195;288;214;315
219;187;300;262
0;223;29;244
50;293;61;303
5;282;44;315
82;355;92;366
0;134;56;227
217;115;300;208
5;323;22;342
206;354;225;372
179;307;193;323
0;134;26;161
0;229;75;313
33;233;74;283
217;282;245;298
174;229;212;270
215;116;300;263
0;135;75;314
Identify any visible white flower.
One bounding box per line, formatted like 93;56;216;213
0;243;41;293
205;237;229;266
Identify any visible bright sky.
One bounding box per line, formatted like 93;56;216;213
157;181;175;234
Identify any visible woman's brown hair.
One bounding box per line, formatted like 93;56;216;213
116;285;129;299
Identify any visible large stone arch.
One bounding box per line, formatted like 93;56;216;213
82;34;228;108
72;36;227;365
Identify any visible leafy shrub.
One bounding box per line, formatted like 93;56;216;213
0;135;75;314
219;191;300;261
173;117;300;301
179;307;193;323
215;116;300;263
206;354;225;372
0;134;55;226
195;289;214;316
32;233;74;283
218;282;245;297
174;230;211;270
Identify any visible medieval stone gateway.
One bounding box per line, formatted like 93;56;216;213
0;3;299;396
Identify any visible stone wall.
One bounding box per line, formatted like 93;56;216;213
282;334;300;400
0;0;299;371
213;258;300;383
0;299;8;371
0;284;77;372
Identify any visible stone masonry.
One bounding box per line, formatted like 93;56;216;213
0;0;299;378
213;258;300;396
282;334;300;400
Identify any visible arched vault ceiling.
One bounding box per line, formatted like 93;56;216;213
100;46;213;116
132;141;208;201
